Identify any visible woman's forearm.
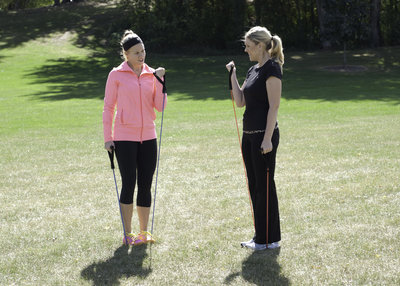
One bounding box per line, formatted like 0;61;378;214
264;107;278;142
231;71;246;107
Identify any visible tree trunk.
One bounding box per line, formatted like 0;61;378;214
253;0;262;25
316;0;331;49
370;0;380;47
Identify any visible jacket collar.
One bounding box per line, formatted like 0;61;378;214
115;61;154;75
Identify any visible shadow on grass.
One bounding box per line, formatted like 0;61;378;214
282;47;400;104
3;2;400;103
25;54;234;101
24;56;232;101
283;69;400;104
0;3;127;52
25;52;400;103
25;56;116;101
81;244;151;286
224;248;289;285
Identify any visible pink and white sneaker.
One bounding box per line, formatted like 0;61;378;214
133;231;155;246
122;233;136;245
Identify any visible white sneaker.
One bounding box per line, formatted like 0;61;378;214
240;238;254;247
241;241;267;251
267;242;280;249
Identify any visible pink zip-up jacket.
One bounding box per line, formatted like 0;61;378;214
103;61;167;143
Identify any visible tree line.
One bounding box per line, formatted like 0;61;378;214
1;0;399;51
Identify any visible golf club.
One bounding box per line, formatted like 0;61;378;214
266;166;269;249
107;146;128;245
150;72;167;236
228;66;255;229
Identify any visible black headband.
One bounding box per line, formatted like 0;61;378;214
122;36;143;51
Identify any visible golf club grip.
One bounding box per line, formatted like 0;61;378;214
154;73;167;93
229;67;233;90
162;74;166;93
108;147;115;170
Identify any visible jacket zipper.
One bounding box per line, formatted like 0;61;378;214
138;76;144;143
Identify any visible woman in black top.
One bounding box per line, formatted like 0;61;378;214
226;26;284;250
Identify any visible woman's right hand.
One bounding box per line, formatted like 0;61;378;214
155;67;166;78
226;61;236;73
105;141;115;152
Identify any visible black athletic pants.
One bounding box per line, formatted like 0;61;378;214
242;128;281;244
114;140;157;206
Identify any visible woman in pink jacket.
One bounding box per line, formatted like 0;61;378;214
103;30;167;245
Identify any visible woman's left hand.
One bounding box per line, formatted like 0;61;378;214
261;140;273;154
155;67;165;78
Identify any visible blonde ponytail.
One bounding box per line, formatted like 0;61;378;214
270;35;284;72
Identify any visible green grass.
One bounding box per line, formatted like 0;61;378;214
1;3;400;285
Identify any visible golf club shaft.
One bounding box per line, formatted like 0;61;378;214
229;68;255;231
108;148;128;243
113;168;127;242
150;79;167;236
266;167;269;248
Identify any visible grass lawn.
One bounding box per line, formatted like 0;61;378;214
1;3;400;285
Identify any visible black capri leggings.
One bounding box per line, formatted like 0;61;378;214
114;140;157;206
